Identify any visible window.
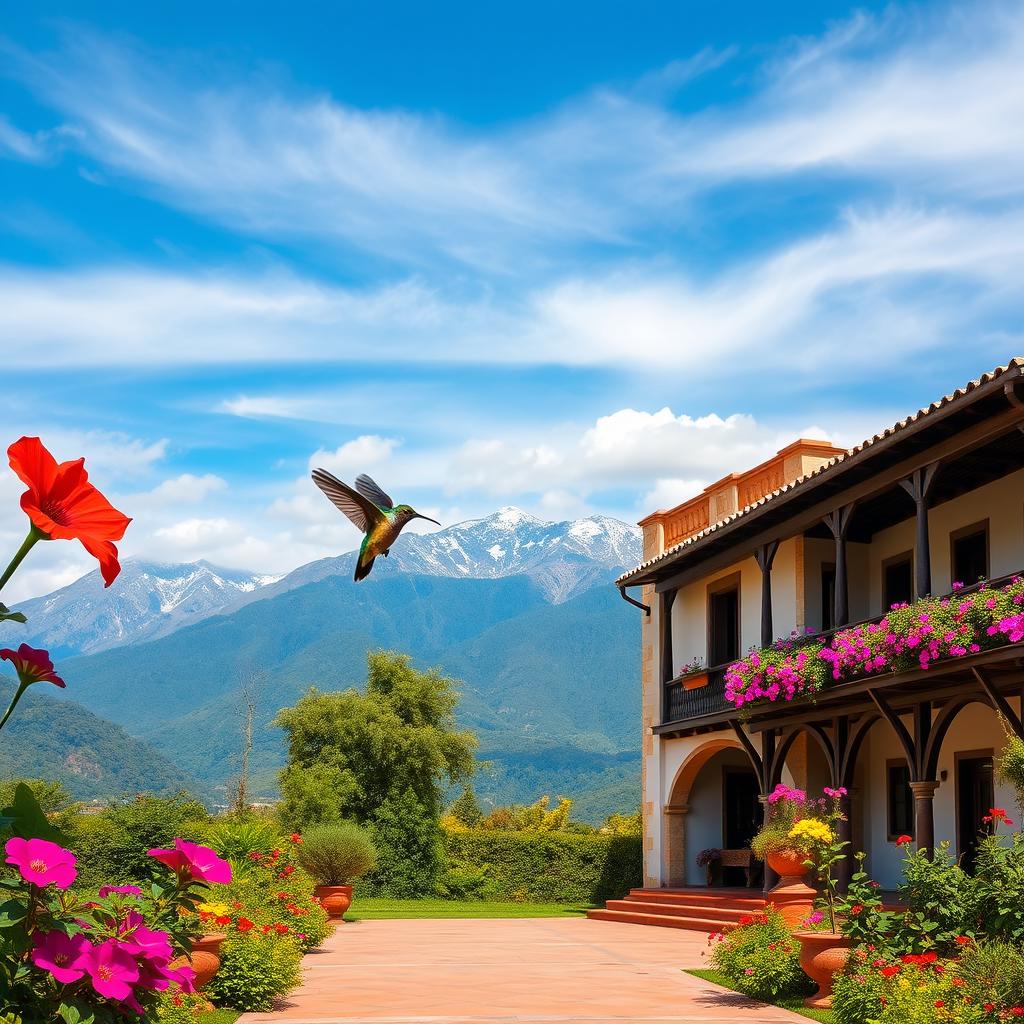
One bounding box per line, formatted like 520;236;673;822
821;564;836;631
708;576;740;666
887;761;914;841
883;552;914;609
951;521;989;587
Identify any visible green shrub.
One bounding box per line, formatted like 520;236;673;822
441;829;641;903
832;947;886;1024
435;861;498;900
709;908;809;1001
363;789;440;897
70;792;210;887
998;731;1024;800
205;816;280;863
870;960;988;1023
205;932;302;1011
155;992;208;1024
973;832;1024;944
895;843;978;952
959;939;1024;1010
297;821;377;885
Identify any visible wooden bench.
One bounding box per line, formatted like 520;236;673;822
706;848;760;888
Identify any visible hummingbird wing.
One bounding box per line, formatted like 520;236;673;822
355;473;394;511
311;469;384;532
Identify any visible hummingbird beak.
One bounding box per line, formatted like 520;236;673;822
415;513;441;526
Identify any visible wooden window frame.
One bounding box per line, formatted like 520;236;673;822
954;747;995;861
949;519;990;588
706;572;741;669
881;550;914;610
885;758;914;842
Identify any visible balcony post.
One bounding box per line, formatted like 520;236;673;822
754;541;780;648
909;781;939;855
659;590;677;722
824;503;856;627
899;463;940;599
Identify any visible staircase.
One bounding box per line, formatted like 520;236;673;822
587;888;767;932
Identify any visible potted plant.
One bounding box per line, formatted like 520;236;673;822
677;655;709;691
696;847;722;886
751;784;817;925
296;821;377;922
790;787;852;1009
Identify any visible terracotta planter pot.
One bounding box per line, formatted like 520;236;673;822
175;933;225;990
315;883;353;921
681;671;709;691
793;930;851;1009
764;848;815;929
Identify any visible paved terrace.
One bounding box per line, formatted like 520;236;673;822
240;917;807;1024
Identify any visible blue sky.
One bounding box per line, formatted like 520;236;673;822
0;1;1022;599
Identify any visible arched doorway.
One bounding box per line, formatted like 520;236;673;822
663;738;762;887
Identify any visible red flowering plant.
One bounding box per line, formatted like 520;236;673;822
0;788;231;1021
0;437;131;732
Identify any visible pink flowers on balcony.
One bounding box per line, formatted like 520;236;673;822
725;576;1024;709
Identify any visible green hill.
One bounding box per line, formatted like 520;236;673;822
54;572;640;821
0;687;209;802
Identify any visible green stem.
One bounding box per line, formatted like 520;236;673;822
0;681;29;733
0;526;45;595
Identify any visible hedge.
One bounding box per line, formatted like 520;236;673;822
442;829;642;903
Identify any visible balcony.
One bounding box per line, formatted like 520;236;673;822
658;572;1024;731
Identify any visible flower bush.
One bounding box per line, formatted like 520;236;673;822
725;577;1024;708
707;907;811;1001
0;791;231;1021
204;930;302;1012
750;784;843;865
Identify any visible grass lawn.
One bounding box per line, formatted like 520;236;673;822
686;969;834;1023
345;898;595;919
201;1011;241;1024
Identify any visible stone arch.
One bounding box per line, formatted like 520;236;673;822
923;697;995;780
769;724;838;791
663;737;745;887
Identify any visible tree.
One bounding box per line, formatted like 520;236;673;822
449;786;483;828
276;651;476;830
230;668;267;814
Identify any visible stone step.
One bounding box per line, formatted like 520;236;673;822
606;899;756;922
625;889;767;909
586;908;734;932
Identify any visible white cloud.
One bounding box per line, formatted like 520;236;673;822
309;435;401;476
145;473;227;504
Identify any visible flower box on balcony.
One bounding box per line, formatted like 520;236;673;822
681;669;710;691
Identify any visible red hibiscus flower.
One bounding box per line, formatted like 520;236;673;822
895;834;913;847
6;436;131;588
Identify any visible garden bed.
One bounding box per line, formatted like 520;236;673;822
686;970;832;1022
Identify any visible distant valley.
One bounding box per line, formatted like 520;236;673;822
0;509;643;822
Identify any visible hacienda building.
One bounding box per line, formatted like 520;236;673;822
592;360;1024;930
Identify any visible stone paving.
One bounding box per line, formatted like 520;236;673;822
240;916;808;1024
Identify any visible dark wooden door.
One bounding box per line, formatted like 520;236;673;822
722;768;761;886
958;754;994;874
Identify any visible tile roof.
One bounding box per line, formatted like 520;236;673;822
617;357;1024;586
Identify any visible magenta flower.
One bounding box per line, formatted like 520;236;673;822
85;939;140;1000
147;838;231;884
120;911;173;963
31;930;92;983
99;884;142;898
5;837;77;889
0;644;65;689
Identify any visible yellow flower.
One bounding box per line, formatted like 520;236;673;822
787;819;834;845
198;901;230;916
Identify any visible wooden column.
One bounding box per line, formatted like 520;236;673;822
754;541;780;648
909;781;939;855
823;504;856;627
659;590;676;683
899;463;939;599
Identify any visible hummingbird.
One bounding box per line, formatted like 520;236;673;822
311;469;441;581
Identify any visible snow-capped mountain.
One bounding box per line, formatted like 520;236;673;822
0;560;281;657
0;509;641;657
248;507;642;606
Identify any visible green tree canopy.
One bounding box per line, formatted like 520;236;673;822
276;651;476;830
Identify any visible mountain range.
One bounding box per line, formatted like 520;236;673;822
0;509;644;821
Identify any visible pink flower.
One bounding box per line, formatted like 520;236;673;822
0;644;65;688
31;930;92;983
99;884;142;898
5;837;77;889
120;912;173;963
147;838;231;884
85;939;140;1000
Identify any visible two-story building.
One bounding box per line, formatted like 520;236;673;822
602;360;1024;928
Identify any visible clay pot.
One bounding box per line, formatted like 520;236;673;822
792;930;852;1009
764;849;816;928
315;883;353;921
179;933;225;990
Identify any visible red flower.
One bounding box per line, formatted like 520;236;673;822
274;923;289;934
0;644;64;689
880;966;901;978
236;917;254;932
215;915;231;926
851;904;863;915
934;1000;944;1008
983;807;1014;826
955;935;972;945
895;834;913;847
290;833;302;844
8;437;131;587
